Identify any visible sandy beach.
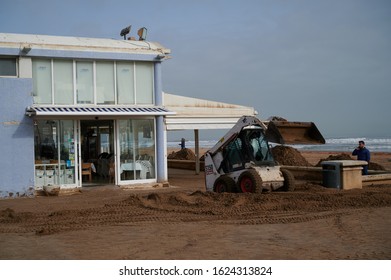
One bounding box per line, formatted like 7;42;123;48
0;150;390;260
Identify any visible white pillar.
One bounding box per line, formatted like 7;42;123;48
153;61;167;182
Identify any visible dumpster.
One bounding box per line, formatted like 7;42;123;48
321;161;341;188
321;160;367;190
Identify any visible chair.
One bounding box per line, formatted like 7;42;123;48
108;162;115;184
82;163;92;182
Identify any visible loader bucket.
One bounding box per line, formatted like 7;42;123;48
265;121;325;145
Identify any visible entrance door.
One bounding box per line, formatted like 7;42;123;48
80;120;115;185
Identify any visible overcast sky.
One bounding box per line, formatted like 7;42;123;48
1;0;390;138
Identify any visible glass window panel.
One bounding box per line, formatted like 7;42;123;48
34;120;58;162
53;60;74;104
76;61;94;104
135;62;154;104
32;59;52;104
34;120;58;188
118;119;155;182
34;120;76;187
117;62;135;104
0;58;17;76
119;120;135;180
59;120;76;185
134;119;155;179
96;61;115;104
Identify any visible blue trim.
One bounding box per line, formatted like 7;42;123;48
155;116;166;182
154;62;163;106
0;47;160;62
0;47;19;56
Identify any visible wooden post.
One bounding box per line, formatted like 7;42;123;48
194;129;200;175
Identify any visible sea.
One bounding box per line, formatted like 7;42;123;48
167;137;391;153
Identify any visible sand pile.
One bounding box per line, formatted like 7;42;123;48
168;148;196;160
315;153;386;170
267;116;288;121
169;146;387;171
271;145;311;166
369;162;386;171
315;153;353;166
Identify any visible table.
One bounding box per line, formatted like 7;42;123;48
120;160;153;180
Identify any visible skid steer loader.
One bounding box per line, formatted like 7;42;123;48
204;116;325;193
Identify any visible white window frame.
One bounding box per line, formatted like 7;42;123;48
32;59;155;106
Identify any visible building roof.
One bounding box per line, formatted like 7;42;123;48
163;93;257;130
0;33;170;57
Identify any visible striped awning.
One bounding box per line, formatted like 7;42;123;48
26;106;175;117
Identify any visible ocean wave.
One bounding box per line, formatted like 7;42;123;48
168;138;391;152
327;138;391;145
167;140;215;149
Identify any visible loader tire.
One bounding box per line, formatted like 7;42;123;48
214;176;235;193
281;168;295;192
238;169;263;193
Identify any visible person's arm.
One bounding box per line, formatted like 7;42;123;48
366;149;370;162
352;148;358;156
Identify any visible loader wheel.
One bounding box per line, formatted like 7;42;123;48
281;169;295;192
214;176;235;193
238;169;263;193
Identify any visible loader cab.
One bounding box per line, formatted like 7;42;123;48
242;127;274;165
220;126;275;173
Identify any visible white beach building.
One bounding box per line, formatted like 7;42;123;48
0;33;255;197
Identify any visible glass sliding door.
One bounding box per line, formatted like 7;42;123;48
80;120;115;185
34;120;77;188
118;119;155;182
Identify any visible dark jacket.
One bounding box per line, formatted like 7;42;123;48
352;147;370;162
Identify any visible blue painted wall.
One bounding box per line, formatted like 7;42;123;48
0;78;35;198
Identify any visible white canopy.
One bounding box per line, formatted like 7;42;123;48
163;92;257;130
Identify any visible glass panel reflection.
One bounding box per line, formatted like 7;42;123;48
34;120;76;188
119;119;155;181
